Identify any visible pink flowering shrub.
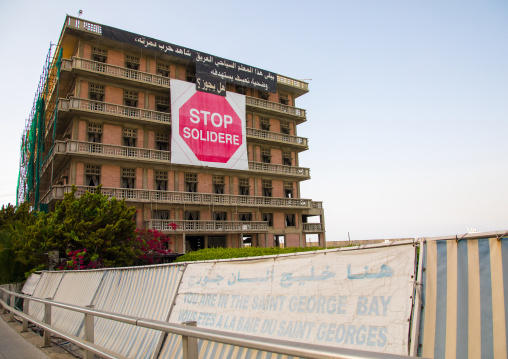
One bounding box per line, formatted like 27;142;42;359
131;227;176;265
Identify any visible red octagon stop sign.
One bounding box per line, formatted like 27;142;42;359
179;91;243;163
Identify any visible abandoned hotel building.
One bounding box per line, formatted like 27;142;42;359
17;16;326;253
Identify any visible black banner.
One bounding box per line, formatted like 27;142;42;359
101;25;277;96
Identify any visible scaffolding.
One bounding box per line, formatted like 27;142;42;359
16;44;63;209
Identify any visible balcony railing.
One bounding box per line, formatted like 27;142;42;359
277;75;309;91
55;140;170;161
146;220;268;233
246;128;308;147
41;185;321;210
249;162;310;177
59;97;171;123
303;223;324;232
65;57;172;87
245;97;306;118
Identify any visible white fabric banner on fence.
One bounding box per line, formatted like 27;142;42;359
169;244;416;355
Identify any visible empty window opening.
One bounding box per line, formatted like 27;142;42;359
87;123;102;142
186;70;196;83
279;93;289;105
124;91;138;107
235;85;247;95
155;171;168;191
85;165;100;187
243;236;252;247
239;178;250;196
284;181;294;198
282;151;292;166
123;128;137;150
156;133;169;151
259;91;269;101
125;55;140;70
285;213;296;227
89;83;105;102
186;236;204;252
213;175;225;194
185;173;198;192
262;213;273;226
156;63;170;77
214;212;227;221
261;148;271;164
280;121;291;135
92;47;107;63
185;211;200;221
152;210;169;220
122;168;136;189
156;96;170;113
260;117;271;131
238;212;252;221
262;179;272;197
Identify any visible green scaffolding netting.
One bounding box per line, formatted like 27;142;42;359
17;47;63;209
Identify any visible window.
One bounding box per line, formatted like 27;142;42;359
185;173;198;192
261;148;271;164
156;63;170;77
214;212;227;221
259;90;269;100
87;123;102;142
125;55;140;70
285;213;296;227
262;179;272;197
284;181;293;198
239;178;250;196
186;70;196;83
238;212;252;221
282;151;292;166
155;171;168;191
213;176;225;194
152;210;169;220
279;93;289;105
89;83;105;104
280;121;291;135
235;85;247;95
184;211;200;220
122;168;136;189
260;117;270;131
274;235;285;248
156;133;169;151
124;91;138;107
262;213;273;226
85;165;100;187
92;47;107;63
123;128;137;148
156;96;170;113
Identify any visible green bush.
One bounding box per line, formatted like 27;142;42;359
175;246;330;263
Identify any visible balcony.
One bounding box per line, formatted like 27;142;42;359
40;185;321;210
146;220;268;233
58;97;171;124
61;56;306;120
62;57;171;89
303;223;324;233
245;97;306;121
246;128;308;149
41;140;171;174
249;162;310;178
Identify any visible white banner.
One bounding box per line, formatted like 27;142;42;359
170;79;248;170
169;245;416;355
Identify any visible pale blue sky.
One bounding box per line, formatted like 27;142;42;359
0;0;506;240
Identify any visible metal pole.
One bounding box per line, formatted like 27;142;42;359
22;298;29;332
43;298;52;347
181;321;198;359
8;294;15;322
84;305;95;359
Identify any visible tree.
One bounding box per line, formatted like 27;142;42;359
23;186;139;270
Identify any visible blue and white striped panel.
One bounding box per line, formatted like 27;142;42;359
157;334;300;359
418;237;508;358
